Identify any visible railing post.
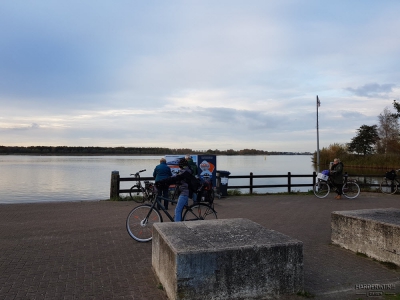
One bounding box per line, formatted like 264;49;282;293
110;171;120;199
250;172;253;194
313;171;316;187
288;172;291;193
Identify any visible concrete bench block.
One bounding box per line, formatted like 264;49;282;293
152;218;303;300
331;208;400;266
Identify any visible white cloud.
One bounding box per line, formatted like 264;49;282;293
0;0;399;151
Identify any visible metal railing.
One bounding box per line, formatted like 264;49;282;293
110;171;385;198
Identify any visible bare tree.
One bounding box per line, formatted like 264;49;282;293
377;107;400;154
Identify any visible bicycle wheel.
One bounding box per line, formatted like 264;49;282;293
380;179;398;194
182;203;217;221
129;186;145;203
126;204;162;242
313;180;330;198
342;181;360;199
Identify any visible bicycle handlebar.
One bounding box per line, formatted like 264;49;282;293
130;169;146;176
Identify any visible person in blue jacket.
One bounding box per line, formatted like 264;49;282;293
153;158;172;209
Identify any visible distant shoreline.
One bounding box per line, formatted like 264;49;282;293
0;146;312;156
0;153;312;156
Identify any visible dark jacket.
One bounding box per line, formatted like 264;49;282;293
156;166;192;197
153;161;172;182
187;158;197;176
331;162;344;185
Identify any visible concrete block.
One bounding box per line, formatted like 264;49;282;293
331;208;400;266
152;218;303;300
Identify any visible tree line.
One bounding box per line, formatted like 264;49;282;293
314;100;400;169
0;146;311;156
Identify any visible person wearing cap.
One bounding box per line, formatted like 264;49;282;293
185;154;197;176
153;158;172;209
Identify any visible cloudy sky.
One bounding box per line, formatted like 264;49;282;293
1;1;399;152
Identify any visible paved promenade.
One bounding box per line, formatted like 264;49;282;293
1;193;400;300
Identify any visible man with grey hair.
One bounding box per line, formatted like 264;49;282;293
153;158;172;209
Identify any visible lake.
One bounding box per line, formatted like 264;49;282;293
0;155;319;204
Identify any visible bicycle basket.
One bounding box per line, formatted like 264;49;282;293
385;170;396;180
317;173;329;181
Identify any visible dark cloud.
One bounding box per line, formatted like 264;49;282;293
345;83;396;98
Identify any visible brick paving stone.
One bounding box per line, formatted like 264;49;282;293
1;194;400;299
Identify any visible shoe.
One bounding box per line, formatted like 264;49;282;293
335;195;341;200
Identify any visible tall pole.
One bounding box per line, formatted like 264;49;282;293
316;95;320;174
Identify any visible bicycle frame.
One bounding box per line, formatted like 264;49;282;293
150;195;177;222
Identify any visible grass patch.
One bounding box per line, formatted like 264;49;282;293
380;261;398;270
296;290;315;298
108;195;132;201
356;252;369;258
385;293;400;299
157;283;164;290
227;189;243;196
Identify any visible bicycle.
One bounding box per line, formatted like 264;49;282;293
380;169;400;194
313;172;360;199
126;188;218;242
129;169;156;203
196;176;215;208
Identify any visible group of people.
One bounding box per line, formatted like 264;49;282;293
152;155;198;221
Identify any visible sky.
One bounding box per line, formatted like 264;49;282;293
1;1;399;152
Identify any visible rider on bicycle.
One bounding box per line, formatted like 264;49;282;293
155;158;192;221
330;158;344;200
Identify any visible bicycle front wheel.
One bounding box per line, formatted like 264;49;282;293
129;186;145;203
313;181;330;198
380;179;398;194
126;204;162;242
182;203;217;221
342;181;360;199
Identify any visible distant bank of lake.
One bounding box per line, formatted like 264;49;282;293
0;155;316;204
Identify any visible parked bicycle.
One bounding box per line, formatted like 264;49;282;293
196;175;215;208
126;187;218;242
129;169;156;203
380;169;400;194
313;172;360;199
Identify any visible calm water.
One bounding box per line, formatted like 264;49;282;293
0;155;316;204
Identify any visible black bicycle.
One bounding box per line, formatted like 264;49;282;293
126;189;218;242
129;169;156;203
380;169;400;194
313;173;360;199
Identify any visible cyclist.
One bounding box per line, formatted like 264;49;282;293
330;158;344;199
153;158;172;210
156;158;192;221
185;154;198;203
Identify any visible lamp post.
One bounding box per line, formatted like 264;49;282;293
316;95;320;174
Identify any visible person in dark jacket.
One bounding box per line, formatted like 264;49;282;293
185;154;197;176
330;158;344;199
185;154;198;202
153;158;172;209
155;158;192;221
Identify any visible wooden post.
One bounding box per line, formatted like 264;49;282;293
110;171;120;199
313;171;316;188
250;172;253;194
288;172;291;193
